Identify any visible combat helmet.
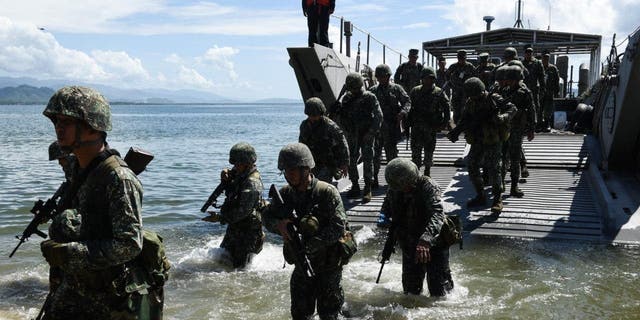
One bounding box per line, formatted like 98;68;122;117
48;141;67;161
229;142;257;165
43;86;112;132
420;66;436;79
505;65;524;81
345;72;364;90
495;66;508;81
385;158;419;191
277;143;315;170
374;64;392;77
503;47;518;60
304;97;326;116
463;77;486;97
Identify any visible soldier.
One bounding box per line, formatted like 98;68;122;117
476;52;496;88
381;158;454;296
394;49;423;93
541;51;560;132
369;64;410;188
40;86;158;319
216;142;265;268
447;78;516;214
435;56;449;93
446;49;477;124
407;66;451;176
299;97;349;183
262;143;348;320
522;45;546;131
340;72;382;203
501;66;535;197
48;141;74;182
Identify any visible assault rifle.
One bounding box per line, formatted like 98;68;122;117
9;182;69;258
376;222;397;283
200;180;229;213
269;184;315;278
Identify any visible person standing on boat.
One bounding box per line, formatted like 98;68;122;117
435;56;449;91
447;78;516;214
446;49;477;124
299;97;350;183
541;51;560;132
476;52;496;88
407;66;451;177
381;158;454;296
521;45;546;131
340;72;382;203
302;0;335;48
216;142;265;268
40;86;157;319
394;49;423;94
262;143;349;320
501;66;535;197
369;64;410;189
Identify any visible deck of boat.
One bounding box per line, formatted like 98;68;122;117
341;133;604;242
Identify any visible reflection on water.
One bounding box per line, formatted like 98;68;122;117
0;104;638;319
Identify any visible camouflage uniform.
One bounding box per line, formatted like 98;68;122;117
368;79;410;180
41;86;157;320
219;166;265;268
299;116;349;183
476;53;496;88
263;144;348;320
522;53;546;126
407;80;451;176
394;53;423;93
382;159;453;296
542;62;560;128
446;53;477;124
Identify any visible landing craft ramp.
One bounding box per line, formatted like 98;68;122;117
342;133;605;243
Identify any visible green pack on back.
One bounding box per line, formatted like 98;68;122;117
438;214;463;249
137;229;171;287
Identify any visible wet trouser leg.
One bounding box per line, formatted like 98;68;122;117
291;267;344;320
401;242;453;296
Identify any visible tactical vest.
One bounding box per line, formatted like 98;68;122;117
409;85;446;127
341;91;377;133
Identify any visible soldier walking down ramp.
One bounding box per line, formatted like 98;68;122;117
407;66;451;177
476;52;496;88
446;50;477;124
541;51;560;132
369;64;410;188
522;45;546;131
299;97;349;183
394;49;423;93
339;72;382;203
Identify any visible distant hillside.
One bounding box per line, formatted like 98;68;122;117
0;85;54;104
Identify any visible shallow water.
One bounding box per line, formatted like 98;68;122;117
0;104;638;319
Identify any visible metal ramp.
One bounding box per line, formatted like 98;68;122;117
342;133;605;242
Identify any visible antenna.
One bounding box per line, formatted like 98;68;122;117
547;0;551;30
514;0;524;28
483;16;495;31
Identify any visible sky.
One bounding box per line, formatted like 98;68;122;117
1;0;639;100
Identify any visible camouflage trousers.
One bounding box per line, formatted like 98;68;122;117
531;87;542;125
410;125;437;175
542;94;554;126
290;266;344;320
451;89;465;125
373;121;400;178
312;165;339;183
401;241;453;296
346;129;376;183
468;143;502;197
502;129;525;186
221;215;264;268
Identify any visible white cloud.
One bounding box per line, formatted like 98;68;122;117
91;50;151;81
197;46;240;81
403;22;431;29
178;66;214;89
164;53;183;65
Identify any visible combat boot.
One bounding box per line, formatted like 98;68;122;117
521;165;529;178
362;182;372;203
347;182;360;198
510;182;524;197
467;194;486;207
491;196;503;214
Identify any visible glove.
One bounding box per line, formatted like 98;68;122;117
220;168;232;182
41;240;68;267
377;212;391;228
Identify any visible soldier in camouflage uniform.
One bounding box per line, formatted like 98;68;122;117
262;143;348;320
476;52;496;88
446;49;477;124
299;97;349;183
447;78;516;214
216;142;265;268
369;64;410;188
394;49;423;93
49;141;75;182
40;86;155;319
501;66;535;197
522;45;546;131
541;51;560;132
435;56;449;96
339;72;382;203
381;158;453;296
407;66;451;176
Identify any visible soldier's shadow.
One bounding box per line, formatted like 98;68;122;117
442;170;499;233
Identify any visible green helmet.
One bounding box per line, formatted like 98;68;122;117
48;141;66;161
420;66;436;79
478;52;489;61
278;143;315;170
463;77;486;97
504;47;517;59
43;86;112;132
495;66;508;81
505;65;524;81
229;142;257;164
374;64;392;77
304;97;326;116
385;158;419;191
345;72;364;90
